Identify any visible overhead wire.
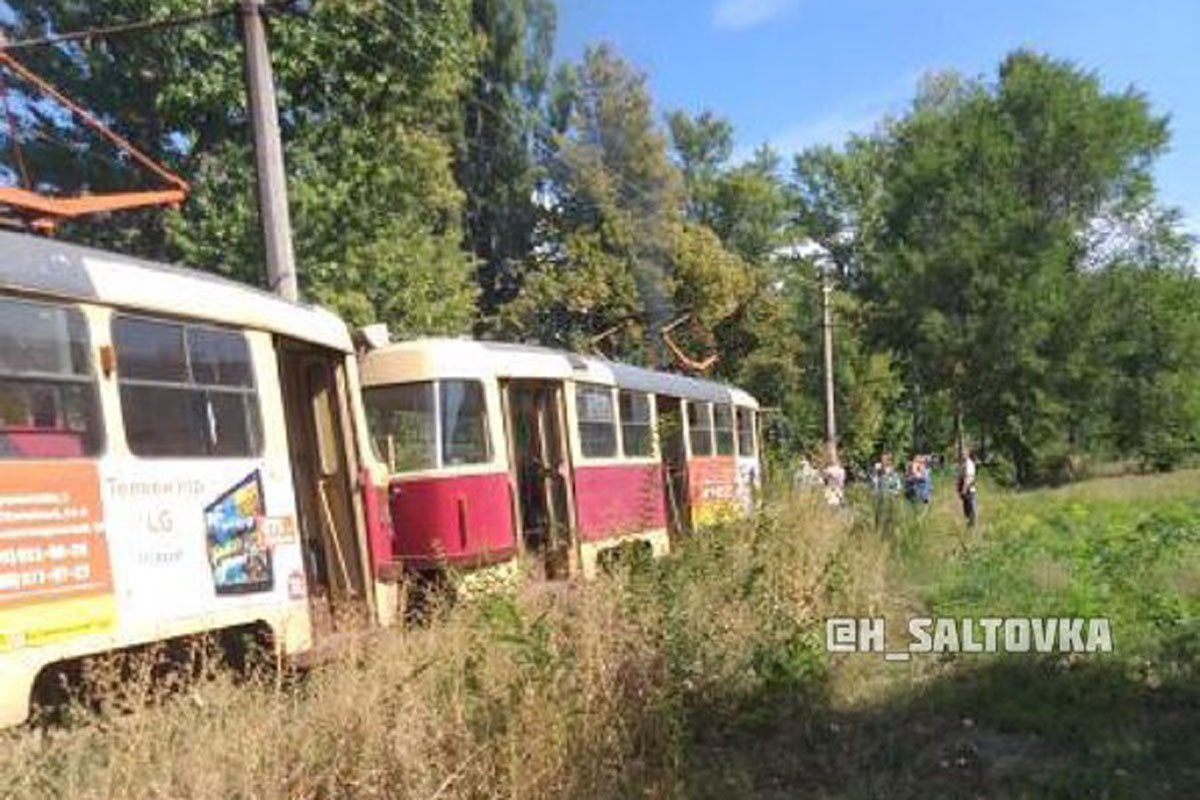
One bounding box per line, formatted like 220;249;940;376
0;1;746;366
0;3;260;202
353;0;677;222
0;5;242;51
0;68;30;188
0;0;736;225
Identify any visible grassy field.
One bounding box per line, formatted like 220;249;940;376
1;471;1197;799
691;469;1200;799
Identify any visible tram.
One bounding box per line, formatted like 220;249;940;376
0;231;763;727
0;232;387;727
357;337;762;582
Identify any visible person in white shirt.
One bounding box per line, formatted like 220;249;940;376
793;455;820;492
956;447;978;526
823;449;846;507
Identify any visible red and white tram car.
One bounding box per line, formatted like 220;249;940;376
358;338;762;581
0;232;386;726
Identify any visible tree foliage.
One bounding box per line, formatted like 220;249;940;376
793;51;1198;482
4;0;479;334
499;46;751;362
1;6;1196;484
458;0;556;324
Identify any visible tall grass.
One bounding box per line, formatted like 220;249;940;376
3;471;1197;799
0;493;884;800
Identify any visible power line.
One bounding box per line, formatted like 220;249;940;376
0;6;242;51
356;0;677;222
1;2;703;246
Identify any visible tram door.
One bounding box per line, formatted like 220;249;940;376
501;380;576;578
656;395;691;536
277;340;369;634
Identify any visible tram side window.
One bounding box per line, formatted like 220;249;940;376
113;316;262;457
687;401;713;457
714;404;735;456
737;408;756;456
576;384;617;458
363;382;437;472
441;380;490;465
619;390;653;457
0;296;102;459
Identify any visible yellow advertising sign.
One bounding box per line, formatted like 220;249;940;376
0;462;115;649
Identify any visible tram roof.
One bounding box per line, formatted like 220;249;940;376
359;337;611;384
360;337;760;407
606;361;735;405
0;230;352;352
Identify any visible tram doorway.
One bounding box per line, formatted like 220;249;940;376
277;340;370;635
501;380;576;578
656;395;691;537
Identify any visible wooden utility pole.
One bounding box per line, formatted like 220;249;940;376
241;0;298;302
821;270;838;461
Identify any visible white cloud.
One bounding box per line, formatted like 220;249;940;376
749;110;882;160
732;70;922;163
1182;206;1200;237
712;0;799;31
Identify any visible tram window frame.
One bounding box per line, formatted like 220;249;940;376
687;400;714;457
112;314;263;458
576;383;617;458
0;295;103;459
714;403;735;456
363;381;438;473
619;389;653;458
440;379;491;466
736;407;756;457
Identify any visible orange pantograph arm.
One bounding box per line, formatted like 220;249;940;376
0;50;188;227
662;315;719;373
0;187;186;217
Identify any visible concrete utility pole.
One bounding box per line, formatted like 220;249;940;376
241;0;298;302
821;269;838;462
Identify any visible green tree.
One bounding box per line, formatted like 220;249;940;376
860;52;1175;482
4;0;479;334
458;0;556;324
1087;263;1200;471
666;108;732;225
504;45;751;362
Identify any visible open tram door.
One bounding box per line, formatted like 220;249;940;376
277;340;372;636
500;380;578;579
656;395;691;537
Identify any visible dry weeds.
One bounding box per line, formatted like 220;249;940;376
0;491;881;800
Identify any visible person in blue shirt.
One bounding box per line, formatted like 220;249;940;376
918;454;933;504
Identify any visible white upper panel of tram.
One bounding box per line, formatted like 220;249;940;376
0;231;351;352
359;336;759;409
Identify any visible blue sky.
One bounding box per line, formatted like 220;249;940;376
556;0;1200;232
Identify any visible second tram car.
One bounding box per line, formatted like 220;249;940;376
358;338;761;581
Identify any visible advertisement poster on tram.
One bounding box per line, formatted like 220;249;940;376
0;462;114;650
688;457;739;526
203;470;273;595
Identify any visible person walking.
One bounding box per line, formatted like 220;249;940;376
918;454;933;505
823;452;846;508
873;453;901;529
957;447;978;527
904;455;925;504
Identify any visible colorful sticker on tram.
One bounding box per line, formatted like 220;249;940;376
688;457;740;526
0;462;115;650
203;471;273;595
